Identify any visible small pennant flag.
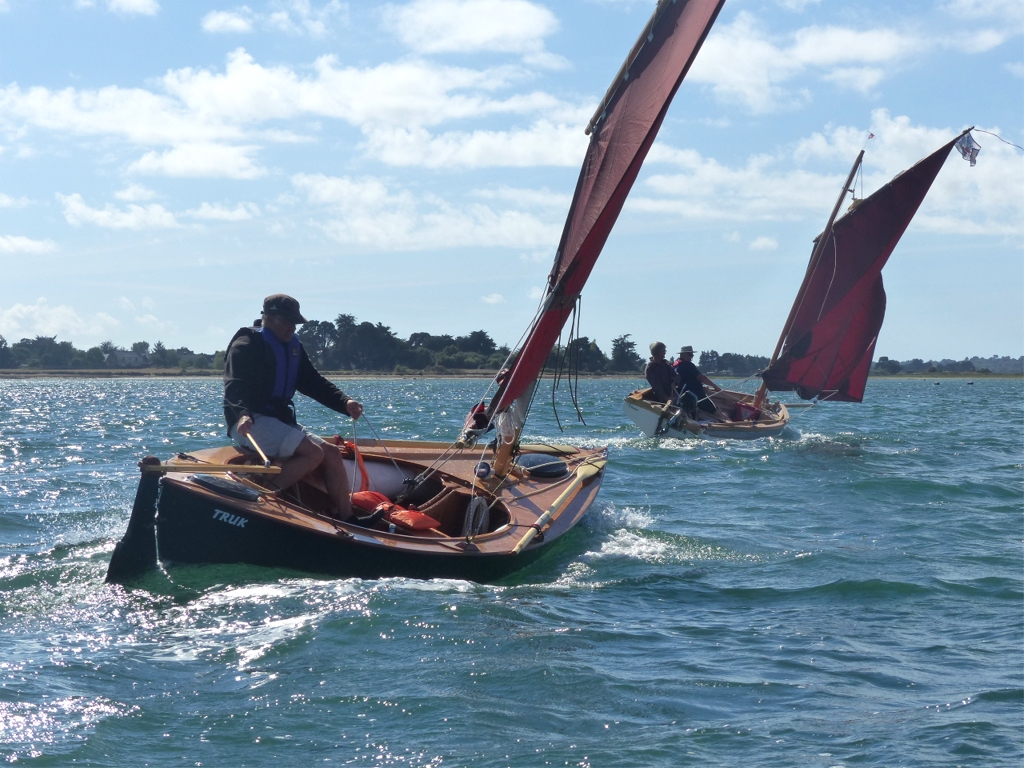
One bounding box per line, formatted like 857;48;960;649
868;132;874;139
955;132;981;166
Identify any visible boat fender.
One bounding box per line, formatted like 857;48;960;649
516;453;569;478
191;473;262;501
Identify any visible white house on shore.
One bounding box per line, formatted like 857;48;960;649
103;350;151;368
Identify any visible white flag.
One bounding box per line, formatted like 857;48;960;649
955;132;981;167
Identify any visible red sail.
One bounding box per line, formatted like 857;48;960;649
493;0;726;415
760;136;960;402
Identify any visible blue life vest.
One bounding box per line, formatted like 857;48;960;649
260;326;301;416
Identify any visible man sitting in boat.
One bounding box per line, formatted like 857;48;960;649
672;345;722;418
643;341;677;403
224;294;364;521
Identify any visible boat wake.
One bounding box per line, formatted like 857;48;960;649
791;432;866;457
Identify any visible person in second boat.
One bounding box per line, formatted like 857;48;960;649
223;293;363;521
644;341;678;403
672;345;722;419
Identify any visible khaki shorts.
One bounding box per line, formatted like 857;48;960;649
229;414;326;460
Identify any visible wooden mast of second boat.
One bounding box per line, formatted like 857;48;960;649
753;150;864;409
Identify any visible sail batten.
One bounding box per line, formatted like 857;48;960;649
493;0;727;417
761;134;964;402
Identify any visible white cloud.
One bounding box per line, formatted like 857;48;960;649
118;297;135;311
108;0;160;15
383;0;563;66
635;111;1024;237
265;0;346;37
689;13;924;111
942;0;1024;24
481;293;505;304
202;9;254;33
58;193;179;229
0;193;30;208
0;235;57;253
750;236;778;251
202;3;345;37
362;120;585;167
951;29;1009;53
128;144;265;179
822;67;885;93
292;172;560;250
114;183;157;201
0;299;119;341
474;186;572;209
1007;62;1024;78
184;201;260;220
0;47;582;175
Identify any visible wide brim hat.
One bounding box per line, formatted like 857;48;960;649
679;345;694;355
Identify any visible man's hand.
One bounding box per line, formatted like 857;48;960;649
347;400;363;420
236;414;253;437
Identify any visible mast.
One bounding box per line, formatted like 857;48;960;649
479;0;727;475
753;150;863;408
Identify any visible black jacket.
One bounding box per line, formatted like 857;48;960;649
223;327;352;432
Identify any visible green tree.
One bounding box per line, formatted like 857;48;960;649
873;356;901;375
698;350;720;372
151;341;170;367
609;334;643;372
296;320;338;368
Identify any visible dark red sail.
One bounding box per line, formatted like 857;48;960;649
493;0;726;415
760;136;961;402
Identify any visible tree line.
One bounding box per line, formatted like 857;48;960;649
6;320;1012;375
0;335;220;370
873;355;1024;375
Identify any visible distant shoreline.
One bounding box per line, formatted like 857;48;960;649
0;369;1019;381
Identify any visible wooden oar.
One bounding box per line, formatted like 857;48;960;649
141;463;281;475
511;459;606;554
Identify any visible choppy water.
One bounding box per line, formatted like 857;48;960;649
0;376;1021;766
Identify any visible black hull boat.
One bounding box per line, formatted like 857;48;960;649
110;442;605;583
106;0;728;584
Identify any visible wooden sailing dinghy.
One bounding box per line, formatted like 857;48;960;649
106;0;727;584
625;129;978;440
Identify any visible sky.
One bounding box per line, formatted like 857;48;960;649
1;0;1021;362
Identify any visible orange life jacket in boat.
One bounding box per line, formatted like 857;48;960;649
351;490;441;531
338;438;442;531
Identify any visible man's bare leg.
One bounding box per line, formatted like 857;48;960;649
272;437;324;492
320;443;352;520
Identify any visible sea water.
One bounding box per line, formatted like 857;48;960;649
0;376;1020;766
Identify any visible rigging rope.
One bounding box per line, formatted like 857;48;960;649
972;129;1024;152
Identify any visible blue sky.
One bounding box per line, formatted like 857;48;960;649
1;0;1021;361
